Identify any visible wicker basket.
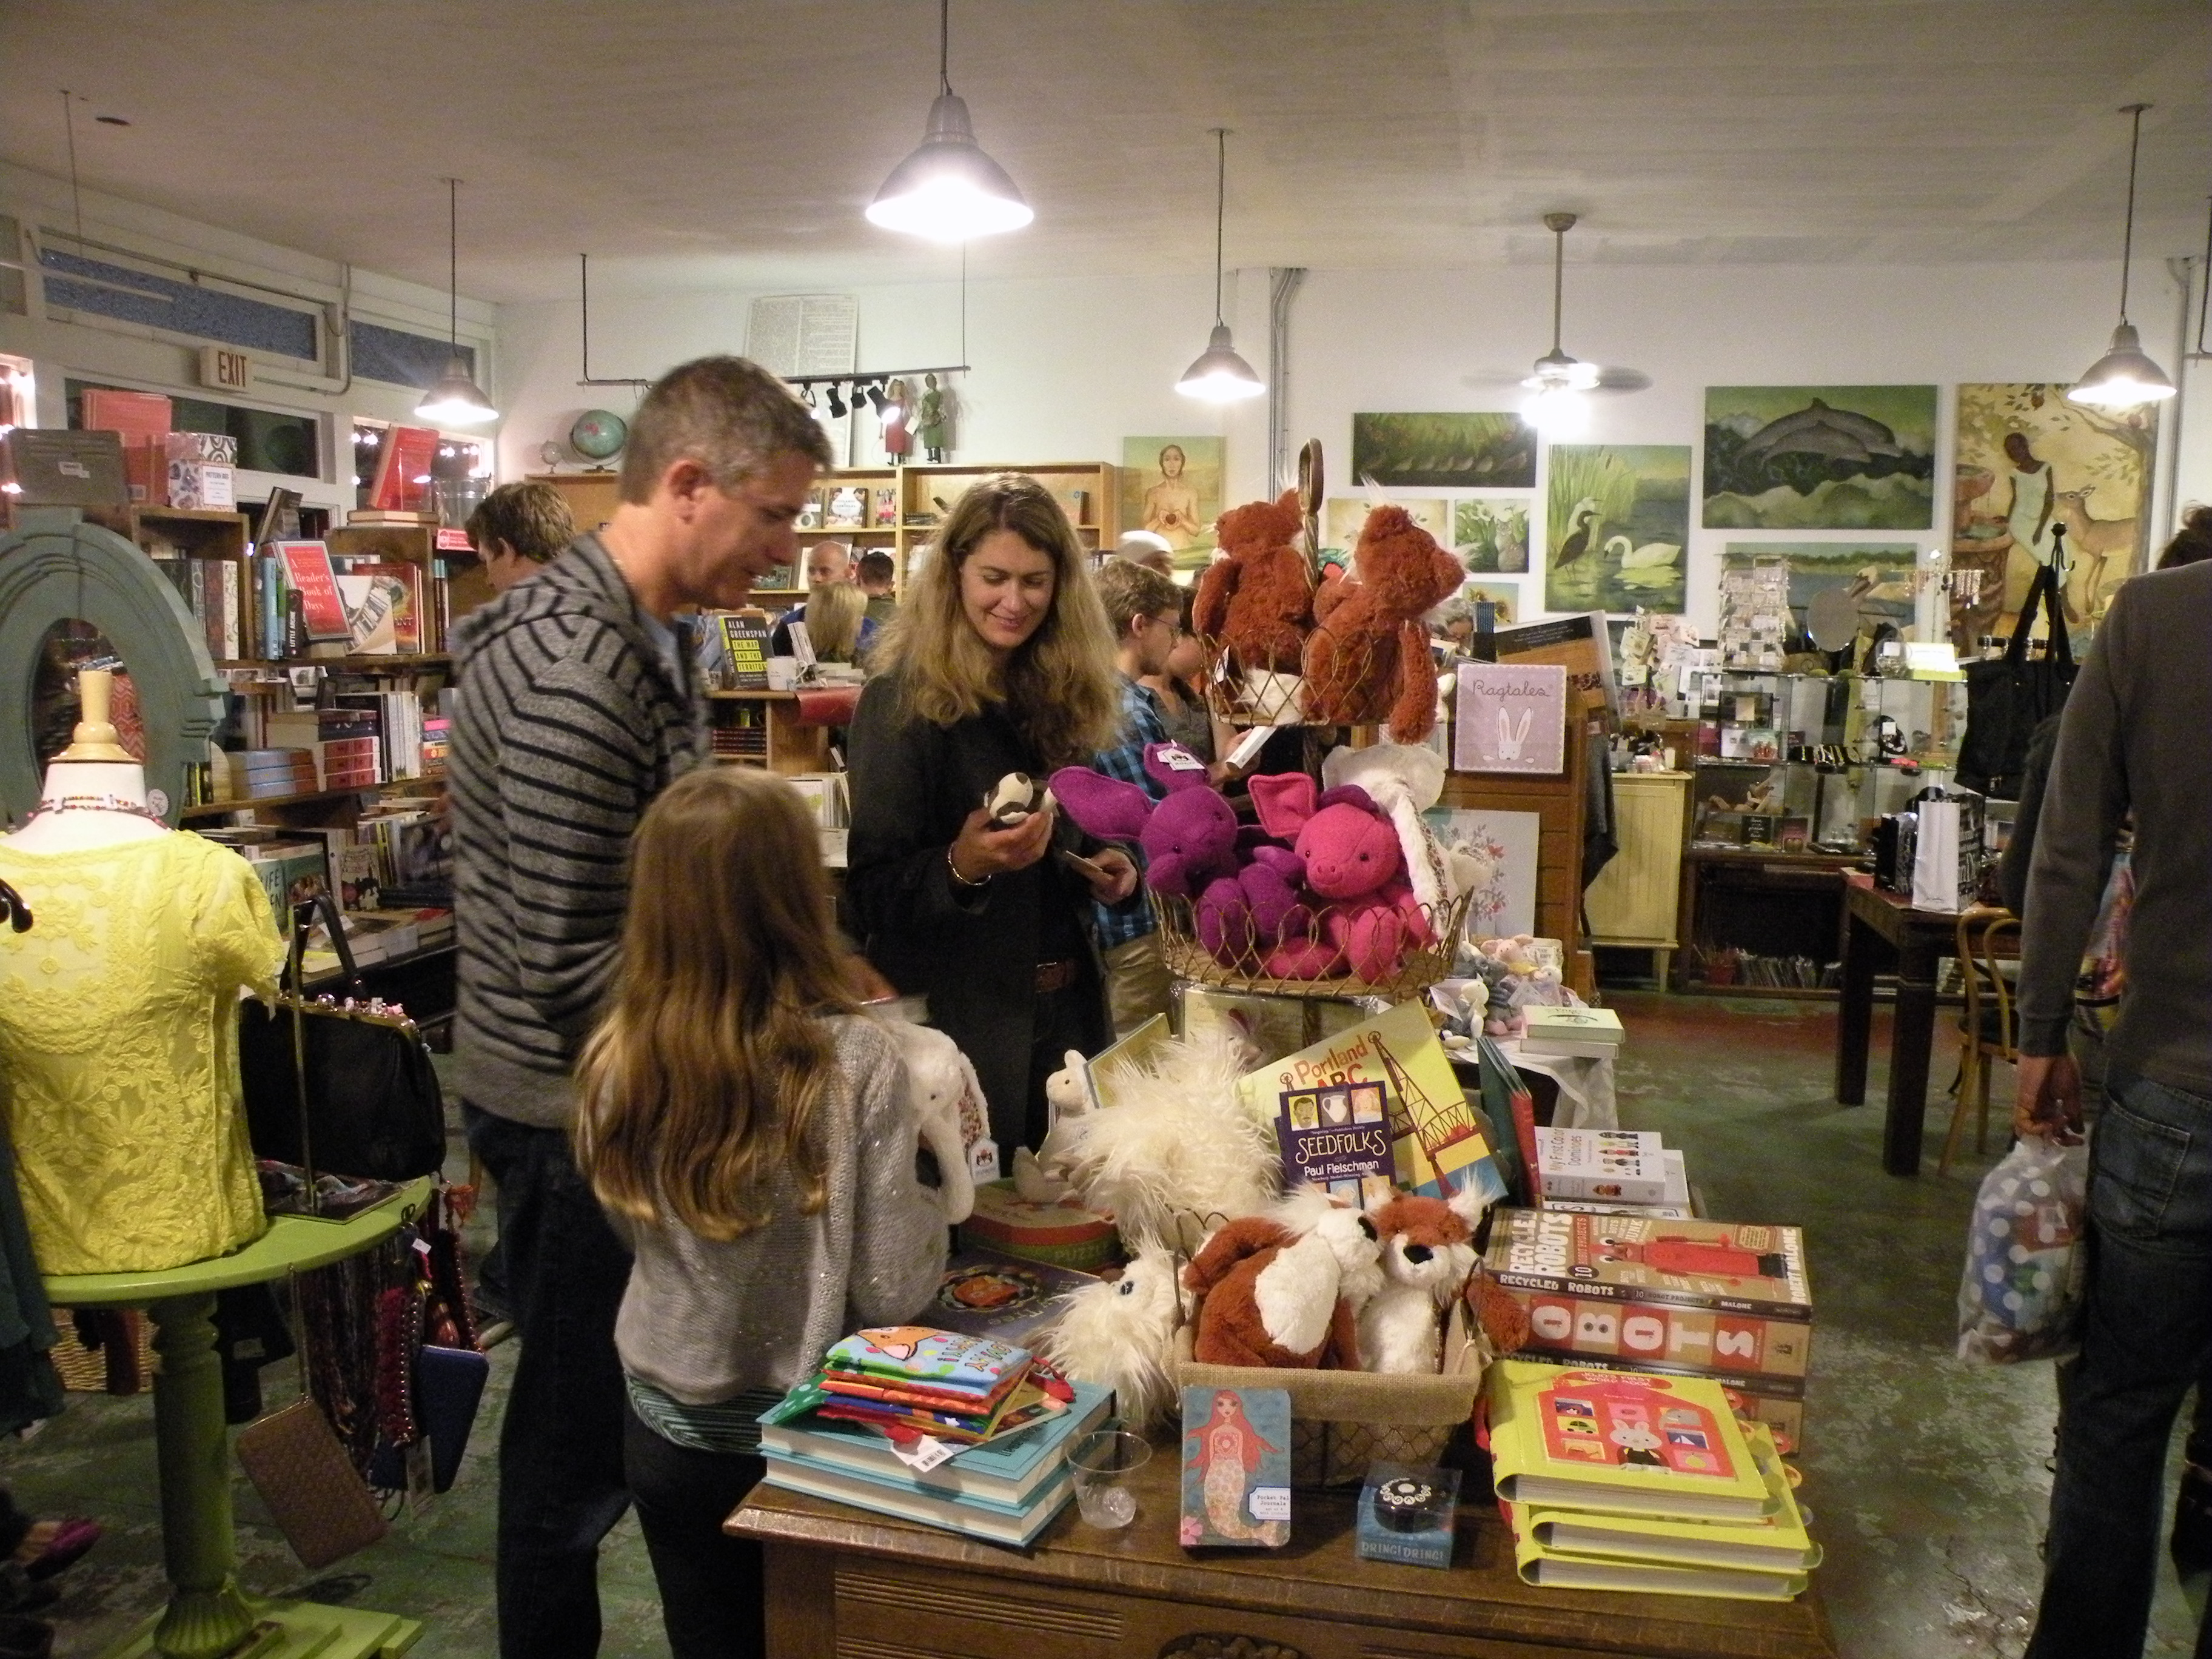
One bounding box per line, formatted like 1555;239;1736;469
1195;620;1419;731
1174;1302;1487;1489
1153;889;1472;1002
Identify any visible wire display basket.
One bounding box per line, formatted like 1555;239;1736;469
1152;888;1473;1002
1193;634;1309;726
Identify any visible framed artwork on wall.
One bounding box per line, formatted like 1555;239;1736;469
1121;437;1224;567
1544;444;1691;614
1350;413;1537;490
1702;385;1938;531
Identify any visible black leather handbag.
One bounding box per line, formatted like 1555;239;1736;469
239;895;447;1187
1957;533;2078;800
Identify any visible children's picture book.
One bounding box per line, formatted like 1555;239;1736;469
1236;999;1507;1210
1503;1503;1808;1601
1485;1360;1774;1523
1454;662;1569;774
1523;1422;1820;1575
871;486;899;526
926;1250;1100;1344
1275;1083;1394;1209
825;484;868;528
1179;1386;1291;1548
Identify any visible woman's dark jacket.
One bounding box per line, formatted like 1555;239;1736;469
843;669;1110;1151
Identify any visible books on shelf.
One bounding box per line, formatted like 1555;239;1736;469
273;541;350;642
1484;1359;1775;1524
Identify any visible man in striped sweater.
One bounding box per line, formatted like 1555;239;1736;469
451;356;828;1659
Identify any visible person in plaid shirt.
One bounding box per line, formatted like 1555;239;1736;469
1088;561;1188;1034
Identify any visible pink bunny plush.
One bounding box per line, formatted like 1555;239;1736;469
1247;773;1434;981
1050;745;1304;963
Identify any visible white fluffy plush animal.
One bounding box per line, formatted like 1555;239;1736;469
1054;1027;1278;1243
1016;1049;1094;1202
875;1017;987;1224
1037;1244;1182;1430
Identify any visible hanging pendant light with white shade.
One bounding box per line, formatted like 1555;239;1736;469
415;177;498;426
2070;103;2176;410
1176;129;1264;402
867;0;1032;242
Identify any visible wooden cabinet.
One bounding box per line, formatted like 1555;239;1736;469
326;521;484;654
708;690;832;776
896;461;1117;577
1586;771;1691;983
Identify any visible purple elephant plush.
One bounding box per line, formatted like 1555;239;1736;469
1050;744;1304;964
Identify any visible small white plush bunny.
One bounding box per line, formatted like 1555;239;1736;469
875;1017;991;1224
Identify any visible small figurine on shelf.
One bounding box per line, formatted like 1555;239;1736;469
917;373;953;462
881;377;912;465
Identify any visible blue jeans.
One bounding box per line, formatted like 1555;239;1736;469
2027;1071;2212;1659
464;1105;635;1659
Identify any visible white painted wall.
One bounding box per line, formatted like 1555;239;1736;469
500;252;2208;630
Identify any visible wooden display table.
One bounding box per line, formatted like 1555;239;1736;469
47;1182;432;1659
730;1441;1837;1659
1834;873;2016;1176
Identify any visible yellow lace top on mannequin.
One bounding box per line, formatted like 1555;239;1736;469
0;831;283;1275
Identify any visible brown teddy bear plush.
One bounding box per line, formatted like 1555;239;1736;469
1193;489;1313;674
1301;504;1463;742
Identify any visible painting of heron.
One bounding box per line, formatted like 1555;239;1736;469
1544;444;1691;614
1703;385;1938;529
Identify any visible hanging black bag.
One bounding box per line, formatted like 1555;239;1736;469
239;894;447;1184
1957;526;2078;800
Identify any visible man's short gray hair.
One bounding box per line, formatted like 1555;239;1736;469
618;355;833;504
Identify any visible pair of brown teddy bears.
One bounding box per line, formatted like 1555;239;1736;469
1193;492;1462;743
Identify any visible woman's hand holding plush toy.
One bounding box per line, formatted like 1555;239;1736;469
948;802;1054;884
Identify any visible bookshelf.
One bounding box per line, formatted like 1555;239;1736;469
707;689;833;776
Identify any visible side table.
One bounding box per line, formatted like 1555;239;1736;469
44;1182;432;1659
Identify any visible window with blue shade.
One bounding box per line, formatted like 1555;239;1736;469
349;319;474;391
38;245;321;361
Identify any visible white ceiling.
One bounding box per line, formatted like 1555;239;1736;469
2;0;2208;304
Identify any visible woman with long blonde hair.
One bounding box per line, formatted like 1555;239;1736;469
573;765;944;1659
801;577;869;663
846;473;1135;1153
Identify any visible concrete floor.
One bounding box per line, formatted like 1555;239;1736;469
12;992;2207;1657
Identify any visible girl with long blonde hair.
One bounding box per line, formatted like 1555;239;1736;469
573;765;945;1659
847;473;1136;1153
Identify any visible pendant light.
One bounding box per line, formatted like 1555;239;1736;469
1176;129;1264;402
2070;103;2176;409
415;178;498;426
866;0;1031;241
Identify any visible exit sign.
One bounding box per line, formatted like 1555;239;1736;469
199;346;253;392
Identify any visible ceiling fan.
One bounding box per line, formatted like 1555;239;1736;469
1463;212;1652;401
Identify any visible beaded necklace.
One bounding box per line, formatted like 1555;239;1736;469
22;795;170;827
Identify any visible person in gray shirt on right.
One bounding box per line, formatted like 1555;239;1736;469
2014;551;2212;1659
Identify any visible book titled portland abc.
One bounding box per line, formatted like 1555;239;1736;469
1483;1209;1812;1383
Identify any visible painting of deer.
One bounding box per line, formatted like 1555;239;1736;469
2053;485;2142;622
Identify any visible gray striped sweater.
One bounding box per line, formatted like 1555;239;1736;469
448;533;706;1127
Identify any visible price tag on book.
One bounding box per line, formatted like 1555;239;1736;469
886;1435;959;1474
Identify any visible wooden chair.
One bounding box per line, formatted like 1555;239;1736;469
1942;906;2020;1176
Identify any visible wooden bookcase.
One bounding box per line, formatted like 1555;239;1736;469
534;461;1120;607
326;521;491;654
1439;716;1595;997
707;690;832;776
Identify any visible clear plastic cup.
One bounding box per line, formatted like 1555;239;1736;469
1065;1427;1151;1529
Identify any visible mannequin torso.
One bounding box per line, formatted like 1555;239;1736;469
7;760;167;854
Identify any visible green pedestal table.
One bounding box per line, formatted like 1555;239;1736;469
44;1182;433;1659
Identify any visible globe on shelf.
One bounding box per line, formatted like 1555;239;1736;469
569;409;628;463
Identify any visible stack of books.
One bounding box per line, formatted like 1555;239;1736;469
1486;1359;1818;1601
759;1380;1110;1546
1520;1004;1627;1060
758;1328;1109;1546
1484;1210;1812;1452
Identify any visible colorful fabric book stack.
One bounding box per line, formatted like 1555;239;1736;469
757;1326;1108;1546
1484;1359;1818;1602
